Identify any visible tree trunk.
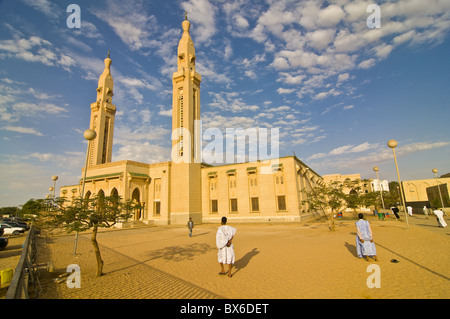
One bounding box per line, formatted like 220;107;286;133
330;210;335;231
91;226;104;277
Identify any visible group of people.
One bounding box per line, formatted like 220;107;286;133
389;205;447;227
184;206;447;276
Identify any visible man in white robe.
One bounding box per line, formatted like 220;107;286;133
407;206;413;216
355;213;377;261
216;216;236;277
433;209;447;228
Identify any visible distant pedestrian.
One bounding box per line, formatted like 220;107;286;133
355;213;377;261
187;218;194;237
407;206;413;216
422;206;429;219
391;206;400;220
433;208;447;228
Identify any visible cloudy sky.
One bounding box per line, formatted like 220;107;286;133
0;0;449;206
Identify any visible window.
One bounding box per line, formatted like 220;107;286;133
277;196;286;211
211;199;218;213
102;117;110;164
251;197;259;212
154;201;161;215
230;199;238;212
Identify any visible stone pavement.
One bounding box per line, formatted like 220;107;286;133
35;213;450;299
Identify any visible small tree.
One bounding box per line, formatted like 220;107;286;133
303;181;348;231
39;194;141;277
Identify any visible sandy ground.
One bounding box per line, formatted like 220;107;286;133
34;212;449;299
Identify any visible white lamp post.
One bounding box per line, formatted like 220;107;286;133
387;139;409;229
52;175;58;198
74;128;97;255
373;166;386;215
432;168;445;209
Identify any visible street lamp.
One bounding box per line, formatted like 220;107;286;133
387;139;409;229
74;128;97;255
432;168;445;209
373;166;386;215
52;175;58;198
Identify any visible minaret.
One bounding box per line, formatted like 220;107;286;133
88;51;116;166
170;14;202;224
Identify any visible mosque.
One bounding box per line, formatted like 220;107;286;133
59;17;323;225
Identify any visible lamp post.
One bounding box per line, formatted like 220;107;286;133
74;128;97;255
373;166;386;214
52;175;58;198
432;168;445;209
387;139;409;229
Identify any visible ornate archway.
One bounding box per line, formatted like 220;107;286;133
131;188;141;220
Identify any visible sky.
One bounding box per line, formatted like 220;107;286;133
0;0;449;207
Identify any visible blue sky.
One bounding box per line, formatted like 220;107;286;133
0;0;449;207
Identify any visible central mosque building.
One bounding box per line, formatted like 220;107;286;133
60;17;323;225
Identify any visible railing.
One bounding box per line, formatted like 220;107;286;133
5;225;40;299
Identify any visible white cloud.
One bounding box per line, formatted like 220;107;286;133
337;73;350;82
0;36;76;71
21;0;60;19
358;58;376;69
277;88;295;94
181;0;217;43
343;104;354;110
317;5;345;27
1;126;43;136
306;29;335;50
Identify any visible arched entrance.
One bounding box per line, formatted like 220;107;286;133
110;187;119;198
131;188;141;220
97;189;105;198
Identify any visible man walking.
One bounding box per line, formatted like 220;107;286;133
391;206;400;220
433;208;447;228
187;218;194;237
216;217;236;277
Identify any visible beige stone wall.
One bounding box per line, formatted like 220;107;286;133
402;177;450;204
201;156;322;223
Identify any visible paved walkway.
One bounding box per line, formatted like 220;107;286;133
36;213;450;299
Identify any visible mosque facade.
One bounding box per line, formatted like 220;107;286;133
60;18;323;225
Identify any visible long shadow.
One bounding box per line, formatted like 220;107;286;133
232;248;259;277
145;242;215;262
376;242;450;281
344;242;357;258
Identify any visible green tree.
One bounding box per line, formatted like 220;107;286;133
302;181;348;231
38;194;141;277
0;206;20;217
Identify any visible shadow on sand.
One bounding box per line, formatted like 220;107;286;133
232;248;259;276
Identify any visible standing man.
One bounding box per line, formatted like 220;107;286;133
187;218;194;237
407;206;413;216
423;206;429;219
355;213;378;261
216;217;236;277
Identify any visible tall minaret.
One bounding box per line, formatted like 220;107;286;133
170;14;202;224
88;51;116;166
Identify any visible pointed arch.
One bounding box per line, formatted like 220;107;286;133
131;188;141;220
110;187;119;198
